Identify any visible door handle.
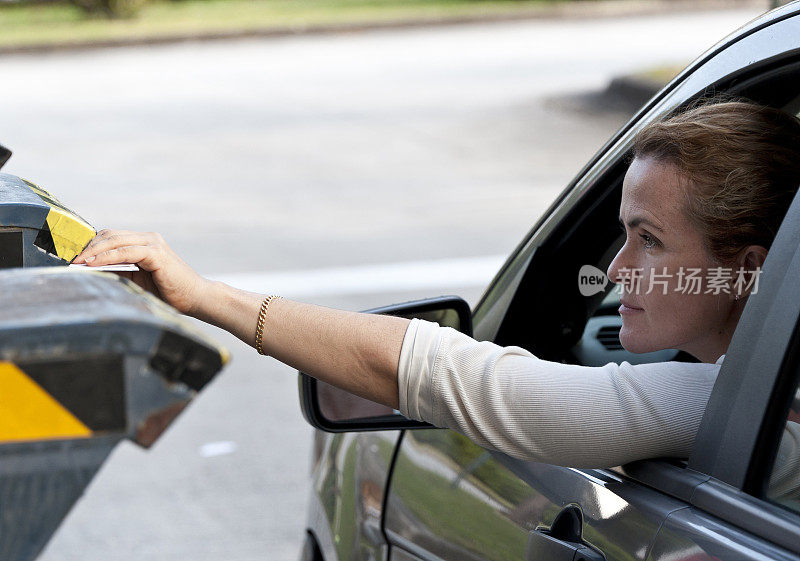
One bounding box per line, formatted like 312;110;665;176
526;505;606;561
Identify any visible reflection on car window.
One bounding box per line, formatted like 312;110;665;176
766;382;800;511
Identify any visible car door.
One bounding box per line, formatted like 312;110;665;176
384;7;800;561
385;428;690;561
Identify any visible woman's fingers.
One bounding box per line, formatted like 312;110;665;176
78;230;149;258
75;230;161;264
87;245;154;269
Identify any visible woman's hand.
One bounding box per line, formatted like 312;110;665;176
73;230;207;315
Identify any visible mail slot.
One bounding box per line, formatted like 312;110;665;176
0;172;95;268
0;268;228;561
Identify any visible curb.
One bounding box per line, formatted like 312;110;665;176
0;0;768;56
547;70;668;117
605;74;665;110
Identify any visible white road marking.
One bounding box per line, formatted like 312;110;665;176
206;254;506;298
199;441;238;458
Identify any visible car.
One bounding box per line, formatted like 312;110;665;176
296;3;800;560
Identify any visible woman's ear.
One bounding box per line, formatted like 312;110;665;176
738;244;768;271
732;245;768;300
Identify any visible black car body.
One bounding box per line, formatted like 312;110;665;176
299;3;800;560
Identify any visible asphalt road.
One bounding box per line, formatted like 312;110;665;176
0;7;762;561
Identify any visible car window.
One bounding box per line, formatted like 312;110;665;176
765;377;800;512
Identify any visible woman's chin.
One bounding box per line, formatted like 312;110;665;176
618;329;657;354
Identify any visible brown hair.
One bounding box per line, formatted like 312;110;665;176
632;100;800;264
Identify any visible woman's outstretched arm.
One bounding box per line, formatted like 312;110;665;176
73;230;410;408
73;230;732;469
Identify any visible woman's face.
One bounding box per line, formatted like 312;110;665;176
607;156;739;363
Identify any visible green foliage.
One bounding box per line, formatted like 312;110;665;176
0;0;583;49
69;0;148;19
392;448;529;560
413;429;534;504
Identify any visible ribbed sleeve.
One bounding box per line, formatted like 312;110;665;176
397;318;722;468
768;421;800;499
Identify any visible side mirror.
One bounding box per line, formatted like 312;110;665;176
298;295;472;432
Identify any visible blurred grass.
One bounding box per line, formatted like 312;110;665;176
0;0;571;48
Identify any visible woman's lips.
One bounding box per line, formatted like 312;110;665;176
619;302;644;314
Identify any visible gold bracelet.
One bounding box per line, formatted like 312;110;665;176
255;295;281;355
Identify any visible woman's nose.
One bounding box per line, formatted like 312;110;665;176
607;244;629;285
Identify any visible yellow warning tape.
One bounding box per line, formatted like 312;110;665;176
24;179;96;262
45;207;96;262
0;362;92;443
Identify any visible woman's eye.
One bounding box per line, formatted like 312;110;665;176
639;233;658;249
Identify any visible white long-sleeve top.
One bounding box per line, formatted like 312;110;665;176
397;318;799;490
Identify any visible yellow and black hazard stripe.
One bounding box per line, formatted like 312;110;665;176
22;179;95;263
0;358;125;444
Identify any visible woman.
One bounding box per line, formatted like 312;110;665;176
73;100;800;473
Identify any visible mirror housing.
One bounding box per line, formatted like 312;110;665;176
298;295;472;432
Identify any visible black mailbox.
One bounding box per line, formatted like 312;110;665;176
0;172;95;268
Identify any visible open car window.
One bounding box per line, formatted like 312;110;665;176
535;61;800;372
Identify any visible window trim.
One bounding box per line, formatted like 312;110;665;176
690;478;800;555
